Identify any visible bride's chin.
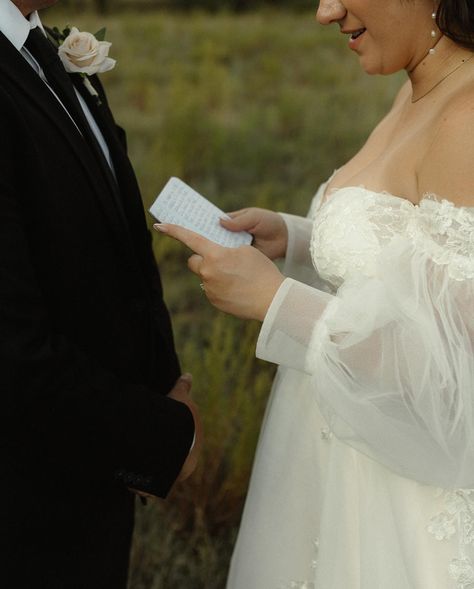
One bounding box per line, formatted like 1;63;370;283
359;53;405;77
360;58;397;77
358;57;382;76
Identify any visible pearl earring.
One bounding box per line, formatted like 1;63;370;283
429;10;437;54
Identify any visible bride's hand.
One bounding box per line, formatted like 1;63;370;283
219;208;288;260
154;223;285;321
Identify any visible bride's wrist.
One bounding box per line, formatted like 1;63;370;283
255;274;285;322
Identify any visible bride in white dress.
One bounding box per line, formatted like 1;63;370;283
155;0;474;586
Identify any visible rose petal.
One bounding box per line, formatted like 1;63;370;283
96;57;116;74
58;28;115;75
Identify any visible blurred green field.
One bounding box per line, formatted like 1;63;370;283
44;7;403;588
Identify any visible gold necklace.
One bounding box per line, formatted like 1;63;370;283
411;53;474;103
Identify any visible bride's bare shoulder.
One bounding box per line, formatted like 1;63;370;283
393;79;412;107
418;86;474;208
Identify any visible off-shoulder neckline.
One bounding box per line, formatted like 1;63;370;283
321;183;474;213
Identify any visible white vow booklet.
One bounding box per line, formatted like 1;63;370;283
149;177;252;248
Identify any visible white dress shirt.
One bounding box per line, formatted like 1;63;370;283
0;0;115;173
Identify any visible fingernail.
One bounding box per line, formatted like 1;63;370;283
153;223;168;233
181;373;193;383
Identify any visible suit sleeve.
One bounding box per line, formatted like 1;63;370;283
0;88;194;498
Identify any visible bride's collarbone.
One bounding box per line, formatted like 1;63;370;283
328;156;422;206
328;122;435;204
327;88;474;207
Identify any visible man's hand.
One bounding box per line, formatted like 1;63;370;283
167;373;202;482
220;208;288;260
129;373;202;500
154;224;285;321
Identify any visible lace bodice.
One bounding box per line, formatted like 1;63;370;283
310;186;474;288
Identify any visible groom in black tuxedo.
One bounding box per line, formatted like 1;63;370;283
0;1;201;587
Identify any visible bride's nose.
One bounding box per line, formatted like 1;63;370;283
316;0;347;25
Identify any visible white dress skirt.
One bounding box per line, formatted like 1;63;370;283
226;181;474;589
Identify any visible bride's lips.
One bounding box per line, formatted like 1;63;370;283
343;27;367;50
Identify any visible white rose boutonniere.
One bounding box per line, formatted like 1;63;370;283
58;27;116;75
50;26;116;102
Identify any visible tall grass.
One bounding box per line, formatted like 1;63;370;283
45;7;403;587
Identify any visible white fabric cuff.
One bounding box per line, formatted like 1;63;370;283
257;277;334;373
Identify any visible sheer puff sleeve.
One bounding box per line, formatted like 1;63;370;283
257;194;474;488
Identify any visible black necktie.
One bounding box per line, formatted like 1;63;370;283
24;29;91;137
24;28;115;181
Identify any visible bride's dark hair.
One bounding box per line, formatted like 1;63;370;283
437;0;474;50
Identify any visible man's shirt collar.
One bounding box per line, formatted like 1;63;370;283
0;0;45;51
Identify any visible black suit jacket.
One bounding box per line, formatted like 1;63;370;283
0;31;194;588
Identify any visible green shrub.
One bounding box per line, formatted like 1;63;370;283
129;316;274;588
171;0;314;12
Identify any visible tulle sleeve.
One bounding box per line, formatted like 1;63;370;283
279;213;315;283
257;206;474;488
279;212;334;290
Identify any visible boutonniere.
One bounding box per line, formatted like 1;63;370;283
49;26;116;103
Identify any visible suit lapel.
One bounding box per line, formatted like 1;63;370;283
71;74;138;192
0;33;137;254
72;74;155;284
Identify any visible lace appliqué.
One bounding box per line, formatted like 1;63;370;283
278;538;319;589
310;188;403;288
428;490;474;589
410;198;474;281
310;188;474;287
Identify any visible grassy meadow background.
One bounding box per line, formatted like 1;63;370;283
45;5;403;588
